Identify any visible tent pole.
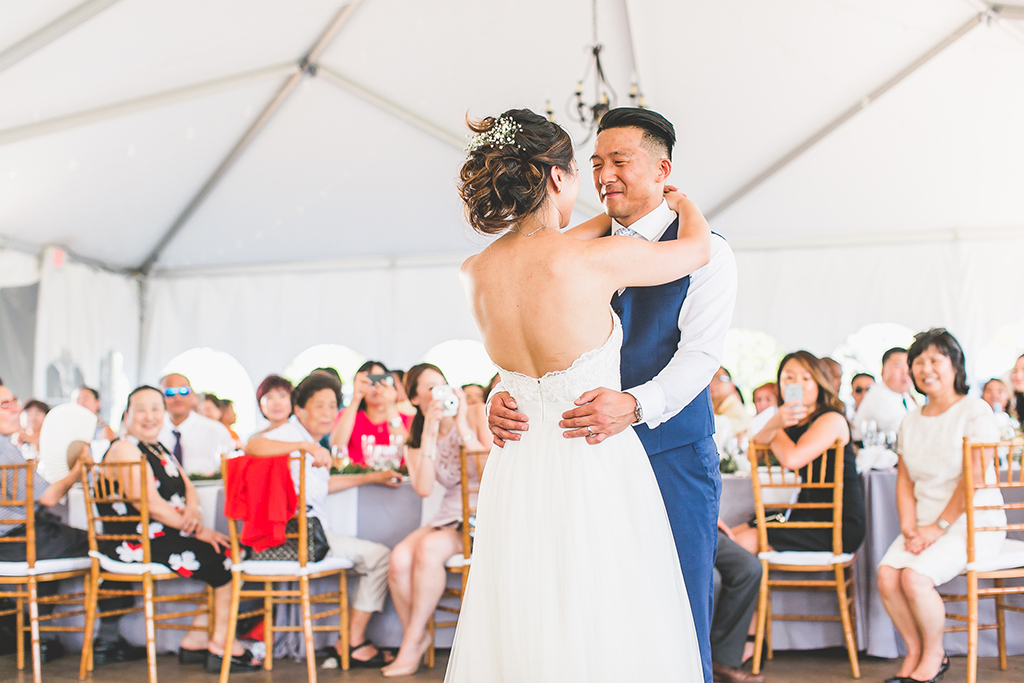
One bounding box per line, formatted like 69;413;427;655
0;63;299;147
0;0;122;75
705;12;985;221
135;1;362;275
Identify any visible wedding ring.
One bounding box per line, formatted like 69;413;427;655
586;428;596;438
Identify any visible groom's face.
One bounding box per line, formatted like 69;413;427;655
591;126;669;227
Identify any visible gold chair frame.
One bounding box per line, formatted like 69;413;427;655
747;440;860;678
219;452;351;683
425;445;486;668
0;461;90;683
939;437;1024;683
79;457;213;683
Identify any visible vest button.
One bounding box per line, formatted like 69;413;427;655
613;307;622;316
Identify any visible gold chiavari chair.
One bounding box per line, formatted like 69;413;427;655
425;446;486;668
79;457;213;683
939;437;1024;683
747;440;860;678
0;461;90;683
219;452;353;683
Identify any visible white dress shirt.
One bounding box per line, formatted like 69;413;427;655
158;411;236;477
851;383;913;440
262;416;333;532
615;200;739;428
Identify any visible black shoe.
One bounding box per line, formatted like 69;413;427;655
205;649;262;673
905;654;950;683
33;638;66;664
883;677;907;683
93;637;147;665
178;646;208;665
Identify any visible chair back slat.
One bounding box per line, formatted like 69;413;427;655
0;462;34;566
80;457;153;564
747;440;845;556
961;437;1024;565
458;447;488;560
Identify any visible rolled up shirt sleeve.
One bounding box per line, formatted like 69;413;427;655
627;234;737;428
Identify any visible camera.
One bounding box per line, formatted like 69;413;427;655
367;373;394;387
431;385;459;417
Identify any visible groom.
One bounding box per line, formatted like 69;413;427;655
489;108;736;683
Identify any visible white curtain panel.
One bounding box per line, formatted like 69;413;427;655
0;248;40;288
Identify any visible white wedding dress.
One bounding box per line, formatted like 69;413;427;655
445;313;702;682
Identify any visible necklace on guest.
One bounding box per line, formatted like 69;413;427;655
508;225;553;237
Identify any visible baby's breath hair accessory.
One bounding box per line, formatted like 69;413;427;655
465;116;524;153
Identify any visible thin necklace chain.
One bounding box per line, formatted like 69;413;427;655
508;225;554;237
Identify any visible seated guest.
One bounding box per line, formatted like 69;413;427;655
852;347;916;441
711;367;751;437
218;398;241;443
821;357;843;394
73;386;117;440
733;351;866;556
158;373;235;477
0;381;143;664
849;372;875;420
748;382;778;436
712;520;763;683
385;364;489;677
246;373;400;668
14;399;49;459
877;329;1003;683
981;378;1010;414
199;393;223;421
1012;354;1024;422
330;361;412;466
253;374;293;435
461;384;486;406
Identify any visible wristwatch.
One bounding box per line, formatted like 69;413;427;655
936;517;950;531
630;394;643;425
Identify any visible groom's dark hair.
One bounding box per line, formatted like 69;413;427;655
597;108;675;160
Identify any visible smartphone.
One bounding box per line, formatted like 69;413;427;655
367;373;394;386
783;383;803;405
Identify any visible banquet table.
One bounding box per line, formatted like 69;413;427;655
57;479;444;655
720;470;1024;657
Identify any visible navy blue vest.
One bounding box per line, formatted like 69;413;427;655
611;218;715;456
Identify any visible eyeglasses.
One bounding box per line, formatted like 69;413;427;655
163;387;192;398
0;397;19;410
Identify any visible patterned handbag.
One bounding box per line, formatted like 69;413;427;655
248;515;330;563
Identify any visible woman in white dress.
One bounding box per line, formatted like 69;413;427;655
447;109;709;682
877;328;1004;683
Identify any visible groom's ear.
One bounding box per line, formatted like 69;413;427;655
655;157;672;184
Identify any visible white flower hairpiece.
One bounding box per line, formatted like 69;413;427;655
465;116;524;153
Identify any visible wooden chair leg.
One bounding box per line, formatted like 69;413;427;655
835;565;860;678
300;576;317;683
995;578;1007;670
751;562;768;675
967;571;978;683
426;615;435;668
143;574;158;683
79;572;98;680
219;574;242;683
263;582;274;671
766;585;774;660
16;596;24;670
28;576;42;683
339;572;350;671
207;584;215;640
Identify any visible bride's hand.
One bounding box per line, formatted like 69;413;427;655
662;186;690;213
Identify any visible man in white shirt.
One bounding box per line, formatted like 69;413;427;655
852;348;915;440
157;373;235;477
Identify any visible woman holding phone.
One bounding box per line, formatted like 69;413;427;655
731;351;866;555
330;360;412;466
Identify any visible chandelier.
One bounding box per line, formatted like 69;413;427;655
547;0;645;141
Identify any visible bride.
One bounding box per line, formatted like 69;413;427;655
445;109;709;682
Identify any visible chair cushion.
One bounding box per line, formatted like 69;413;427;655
0;556;92;577
759;551;855;566
236;556;354;577
445;553;471;569
89;550;171;575
966;539;1024;572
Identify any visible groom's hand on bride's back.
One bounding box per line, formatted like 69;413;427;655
488;392;529;448
560;388;638;444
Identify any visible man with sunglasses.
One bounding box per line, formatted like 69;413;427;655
157;374;235;477
850;373;875;411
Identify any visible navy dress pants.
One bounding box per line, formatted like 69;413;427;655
648;436;722;683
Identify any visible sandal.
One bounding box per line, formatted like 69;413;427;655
348;640;387;668
205;648;263;673
178;647;207;665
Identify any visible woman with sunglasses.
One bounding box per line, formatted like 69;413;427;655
157;373;236;477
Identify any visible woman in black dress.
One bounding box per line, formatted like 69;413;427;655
732;351;866;555
100;385;258;671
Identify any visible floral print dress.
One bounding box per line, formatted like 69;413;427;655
98;440;231;587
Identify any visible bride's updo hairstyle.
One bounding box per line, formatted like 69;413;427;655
458;108;574;235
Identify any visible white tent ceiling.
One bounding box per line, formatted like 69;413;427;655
2;0;1023;273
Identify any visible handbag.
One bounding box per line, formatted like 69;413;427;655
248;515;330;563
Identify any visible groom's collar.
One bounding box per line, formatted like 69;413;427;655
612;199;676;242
